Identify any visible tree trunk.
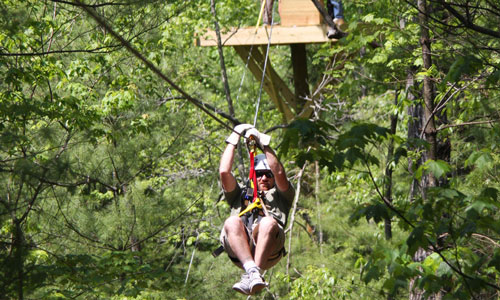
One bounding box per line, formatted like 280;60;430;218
315;161;323;253
409;1;441;299
14;218;24;300
419;0;437;186
383;90;399;240
210;0;235;118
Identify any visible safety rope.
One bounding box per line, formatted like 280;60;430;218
230;0;276;128
239;140;260;216
239;137;271;218
241;1;277;216
236;0;267;107
249;145;259;201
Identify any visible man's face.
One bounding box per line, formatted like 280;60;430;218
256;170;274;191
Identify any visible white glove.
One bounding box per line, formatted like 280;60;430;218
245;128;271;148
226;124;254;146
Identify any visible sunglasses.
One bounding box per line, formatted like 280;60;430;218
256;171;273;178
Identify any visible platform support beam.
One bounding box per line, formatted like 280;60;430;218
290;43;310;113
233;46;296;123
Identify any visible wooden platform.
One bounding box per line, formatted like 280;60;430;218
195;24;333;47
194;0;333;122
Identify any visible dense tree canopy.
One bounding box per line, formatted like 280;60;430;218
1;0;499;299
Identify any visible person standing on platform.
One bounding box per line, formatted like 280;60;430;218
326;0;347;39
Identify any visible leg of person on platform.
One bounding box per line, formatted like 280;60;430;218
262;0;274;25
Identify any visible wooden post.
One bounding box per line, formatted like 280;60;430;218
290;43;310;111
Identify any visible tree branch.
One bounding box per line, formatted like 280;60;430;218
50;0;153;8
437;119;499;131
435;0;500;38
74;0;236;132
0;45;122;56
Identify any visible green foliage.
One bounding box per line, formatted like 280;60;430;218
1;0;500;299
415;159;451;180
350;201;390;224
444;55;483;84
285;266;348;300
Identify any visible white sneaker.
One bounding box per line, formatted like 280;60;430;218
232;272;251;295
248;270;268;294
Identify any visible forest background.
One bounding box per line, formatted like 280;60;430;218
1;0;500;299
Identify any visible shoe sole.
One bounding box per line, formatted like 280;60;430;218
327;32;348;39
232;287;250;295
250;282;267;295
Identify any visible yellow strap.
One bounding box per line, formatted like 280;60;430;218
255;0;266;33
239;197;263;217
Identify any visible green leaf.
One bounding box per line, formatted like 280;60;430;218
362;260;384;284
393;146;407;164
424;160;451;179
349;202;389;224
480;187;498;201
488;249;500;273
436;261;452;277
407;226;426;256
465;150;493;169
486;69;500;87
444;55;483;83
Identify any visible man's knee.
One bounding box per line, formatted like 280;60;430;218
224;216;244;233
258;216;280;235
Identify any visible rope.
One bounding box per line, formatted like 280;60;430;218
235;0;267;105
255;0;267;31
239;139;270;217
253;1;276;127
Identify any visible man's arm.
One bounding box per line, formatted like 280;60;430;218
219;143;238;193
221;124;255;192
262;146;290;192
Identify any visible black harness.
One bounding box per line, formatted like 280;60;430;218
212;185;287;260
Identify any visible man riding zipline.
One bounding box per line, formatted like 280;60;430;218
219;124;295;295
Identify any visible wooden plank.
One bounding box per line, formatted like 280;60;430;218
196;25;332;46
280;0;323;26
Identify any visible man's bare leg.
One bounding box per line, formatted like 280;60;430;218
225;216;267;295
253;216;281;270
224;216;253;266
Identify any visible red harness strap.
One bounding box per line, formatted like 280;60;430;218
238;143;263;217
248;149;258;202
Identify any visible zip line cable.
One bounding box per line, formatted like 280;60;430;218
234;43;255;104
253;0;276;128
234;0;276;129
74;0;234;132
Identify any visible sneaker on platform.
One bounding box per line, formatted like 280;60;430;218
327;25;347;39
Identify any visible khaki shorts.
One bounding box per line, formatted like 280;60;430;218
219;221;286;264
